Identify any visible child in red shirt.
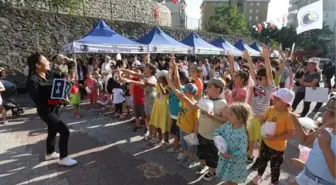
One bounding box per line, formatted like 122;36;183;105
68;71;81;118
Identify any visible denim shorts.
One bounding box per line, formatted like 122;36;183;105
179;130;197;154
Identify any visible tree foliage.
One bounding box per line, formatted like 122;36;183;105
205;5;250;37
250;23;333;55
19;0;84;13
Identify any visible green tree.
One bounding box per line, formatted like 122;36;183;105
250;23;333;55
205;5;250;37
19;0;84;13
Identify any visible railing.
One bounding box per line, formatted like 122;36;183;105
171;13;201;30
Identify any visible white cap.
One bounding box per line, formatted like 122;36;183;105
132;60;141;67
155;70;168;78
271;88;295;105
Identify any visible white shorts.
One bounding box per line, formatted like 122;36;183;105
295;171;333;185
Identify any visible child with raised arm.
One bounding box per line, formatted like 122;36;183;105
167;68;200;168
227;53;250;104
245;45;276;164
120;63;157;138
180;77;229;181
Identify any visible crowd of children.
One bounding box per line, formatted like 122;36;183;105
61;45;335;185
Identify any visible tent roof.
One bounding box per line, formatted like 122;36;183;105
181;32;221;50
76;19;142;46
137;27;189;48
250;42;262;52
210;37;243;56
234;40;260;56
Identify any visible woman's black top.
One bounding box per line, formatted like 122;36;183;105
27;71;63;113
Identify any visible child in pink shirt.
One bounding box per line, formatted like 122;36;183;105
84;73;99;111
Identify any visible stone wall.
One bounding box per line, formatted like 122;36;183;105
2;0;172;26
0;6;249;87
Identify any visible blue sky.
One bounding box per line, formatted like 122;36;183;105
184;0;289;22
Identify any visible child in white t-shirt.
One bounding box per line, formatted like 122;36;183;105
0;81;8;124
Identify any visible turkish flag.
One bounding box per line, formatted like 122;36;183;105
154;7;159;20
171;0;178;4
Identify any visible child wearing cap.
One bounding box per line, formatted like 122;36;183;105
168;72;200;168
252;88;296;185
182;77;229;181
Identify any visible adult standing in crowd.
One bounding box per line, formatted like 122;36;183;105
56;54;69;76
26;53;77;167
292;59;322;117
76;59;87;99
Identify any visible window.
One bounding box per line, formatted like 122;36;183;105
250;9;253;13
256;16;259;21
257;2;260;6
249;16;252;20
256;9;259;13
251;2;254;6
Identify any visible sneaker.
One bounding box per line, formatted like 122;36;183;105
178;155;189;166
166;148;175;153
74;112;81;119
185;158;200;169
2;120;8;125
247;156;254;164
58;156;78;167
45;152;60;160
251;175;262;184
176;152;184;160
203;171;216;181
132;126;138;132
196;165;209;175
160;142;170;149
144;135;151;141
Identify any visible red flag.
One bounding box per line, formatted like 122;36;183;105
171;0;178;4
154;7;159;21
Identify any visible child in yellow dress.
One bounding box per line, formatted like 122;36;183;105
149;70;171;147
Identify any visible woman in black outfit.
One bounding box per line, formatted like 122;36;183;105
26;53;77;167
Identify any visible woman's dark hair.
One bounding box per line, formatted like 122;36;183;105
27;52;42;77
256;67;276;80
88;57;95;65
236;70;250;86
116;60;123;68
145;63;157;76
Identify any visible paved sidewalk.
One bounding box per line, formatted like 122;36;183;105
0;95;318;185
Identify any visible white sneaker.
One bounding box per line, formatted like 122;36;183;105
45;152;60;161
58;156;77;167
3;120;8;125
176;152;184;160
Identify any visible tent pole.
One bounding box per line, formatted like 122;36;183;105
73;53;78;80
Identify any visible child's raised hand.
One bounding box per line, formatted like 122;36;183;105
243;50;250;59
261;44;269;58
221;153;234;159
227;53;234;62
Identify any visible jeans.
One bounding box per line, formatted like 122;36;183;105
292;91;323;117
38;106;70;159
179;130;197;154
